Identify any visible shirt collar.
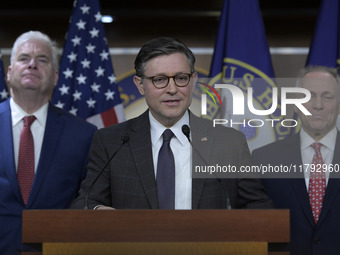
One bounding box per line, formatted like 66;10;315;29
149;111;190;146
300;127;337;151
10;98;49;128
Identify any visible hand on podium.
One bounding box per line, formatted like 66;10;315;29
93;205;116;210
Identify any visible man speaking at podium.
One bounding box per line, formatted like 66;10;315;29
72;37;273;210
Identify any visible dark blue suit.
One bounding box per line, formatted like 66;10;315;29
0;99;97;255
72;110;273;210
252;133;340;255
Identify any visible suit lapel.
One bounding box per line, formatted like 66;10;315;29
291;178;316;227
0;100;24;204
318;178;340;226
287;135;317;227
128;111;159;209
27;104;65;206
190;113;214;209
317;132;340;226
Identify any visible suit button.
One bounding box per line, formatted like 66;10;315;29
314;237;321;244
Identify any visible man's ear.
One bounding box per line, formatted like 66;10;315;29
191;72;198;90
133;76;145;95
7;66;12;82
54;70;59;87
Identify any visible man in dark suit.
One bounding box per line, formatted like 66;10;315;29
252;66;340;255
0;31;97;254
72;37;272;210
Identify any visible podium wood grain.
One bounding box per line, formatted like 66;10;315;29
22;209;289;255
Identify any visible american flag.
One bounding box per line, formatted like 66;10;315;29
52;0;125;128
0;50;9;103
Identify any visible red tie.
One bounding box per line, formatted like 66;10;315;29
17;116;36;205
308;142;326;224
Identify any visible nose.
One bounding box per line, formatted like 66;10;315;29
312;95;323;110
28;58;37;69
166;77;177;94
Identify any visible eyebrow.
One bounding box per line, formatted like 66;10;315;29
17;53;50;60
310;91;335;96
149;72;191;76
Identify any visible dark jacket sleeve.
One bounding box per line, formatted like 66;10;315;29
71;130;114;209
234;134;273;209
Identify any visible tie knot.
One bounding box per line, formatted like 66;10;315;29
23;116;36;127
162;129;174;142
311;142;322;153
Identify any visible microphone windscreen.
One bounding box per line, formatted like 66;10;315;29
181;125;190;138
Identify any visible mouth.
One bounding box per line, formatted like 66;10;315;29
23;72;40;79
163;99;181;106
309;113;324;119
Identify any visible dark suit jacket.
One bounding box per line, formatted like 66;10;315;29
0;99;97;255
72;110;272;210
252;133;340;255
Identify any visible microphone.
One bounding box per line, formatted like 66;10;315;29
84;134;130;209
182;124;190;139
181;125;231;209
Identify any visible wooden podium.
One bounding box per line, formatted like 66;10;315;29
22;209;289;255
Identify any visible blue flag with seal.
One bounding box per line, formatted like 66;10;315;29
208;0;289;151
305;0;340;131
306;0;340;71
0;50;9;103
52;0;125;128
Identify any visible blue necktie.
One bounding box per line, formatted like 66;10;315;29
157;129;175;209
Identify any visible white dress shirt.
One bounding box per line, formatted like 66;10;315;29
149;111;192;209
10;98;48;173
300;127;337;190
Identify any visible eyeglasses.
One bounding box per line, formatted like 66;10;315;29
141;73;193;89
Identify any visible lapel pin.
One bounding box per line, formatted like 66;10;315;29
201;137;208;142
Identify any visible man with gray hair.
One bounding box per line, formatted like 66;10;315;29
0;31;97;254
252;66;340;255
